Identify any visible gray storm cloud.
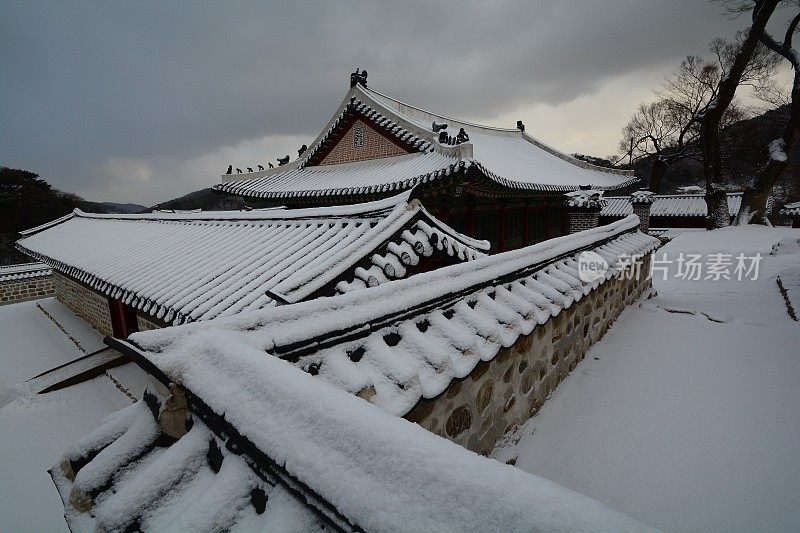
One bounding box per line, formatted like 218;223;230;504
0;1;763;204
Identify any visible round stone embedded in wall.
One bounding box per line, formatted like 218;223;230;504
445;405;472;437
520;367;536;394
476;380;494;413
445;380;462;399
471;360;491;381
406;397;435;423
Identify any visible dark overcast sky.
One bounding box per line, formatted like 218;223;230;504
0;1;790;205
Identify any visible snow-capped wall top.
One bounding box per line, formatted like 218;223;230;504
0;262;51;282
216;83;637;199
565;189;606;209
16;193;487;325
602;192;743;218
781;201;800;217
128;216;659;416
63;344;650;532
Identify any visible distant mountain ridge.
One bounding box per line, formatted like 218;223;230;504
92;201;147;214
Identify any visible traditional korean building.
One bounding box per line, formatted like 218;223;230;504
51;213;656;532
17;193;487;338
215;71;637;252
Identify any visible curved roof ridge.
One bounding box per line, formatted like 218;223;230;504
361;86;633;178
361;85;521;134
67;192;413;222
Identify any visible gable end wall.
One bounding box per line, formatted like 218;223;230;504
318;119;409;166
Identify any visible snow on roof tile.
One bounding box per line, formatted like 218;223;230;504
16;193;487;325
781;201;800;217
215;85;637;199
217;151;464;198
128;216;659;416
0;262;51;282
602;193;743;218
81;319;651;532
51;401;327;532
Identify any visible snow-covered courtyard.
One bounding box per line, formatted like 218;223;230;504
493;226;800;531
0;299;143;532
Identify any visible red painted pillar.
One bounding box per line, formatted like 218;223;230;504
467;204;476;237
498;205;506;252
543;202;551;239
522;201;530;245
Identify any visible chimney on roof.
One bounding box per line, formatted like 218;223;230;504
516;120;525;132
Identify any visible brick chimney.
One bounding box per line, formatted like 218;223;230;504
565;187;605;233
630;189;655;233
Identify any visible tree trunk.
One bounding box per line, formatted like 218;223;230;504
706;185;731;229
733;153;787;226
700;0;778;228
649;158;667;194
734;17;800;225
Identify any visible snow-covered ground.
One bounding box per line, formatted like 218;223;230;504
0;299;136;533
493;226;800;532
2;227;798;532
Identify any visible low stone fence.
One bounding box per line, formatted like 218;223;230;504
0;263;54;305
405;254;654;454
53;272;164;337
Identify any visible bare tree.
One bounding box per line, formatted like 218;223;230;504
621;36;776;193
699;0;779;228
735;4;800;224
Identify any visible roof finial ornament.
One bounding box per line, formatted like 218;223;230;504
269;162;274;169
277;155;290;166
225;164;232;175
350;68;368;88
516;120;525;132
456;128;469;144
432;121;448;133
258;164;264;171
236;168;242;174
298;144;308;157
247;167;253;173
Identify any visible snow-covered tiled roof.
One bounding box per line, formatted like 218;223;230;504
216;84;637;199
781;201;800;217
218;151;464;199
17;193;488;325
51;401;326;532
128;215;659;416
0;262;51;282
54;346;648;532
602;192;743;218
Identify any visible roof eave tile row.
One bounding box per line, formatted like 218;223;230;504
0;262;52;282
216;158;468;199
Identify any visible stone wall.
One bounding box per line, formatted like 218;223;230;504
53;272;114;337
319;118;408;166
136;313;162;332
0;275;54;305
404;254;653;455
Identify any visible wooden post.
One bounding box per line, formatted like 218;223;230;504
498;205;506;252
522;201;530;244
